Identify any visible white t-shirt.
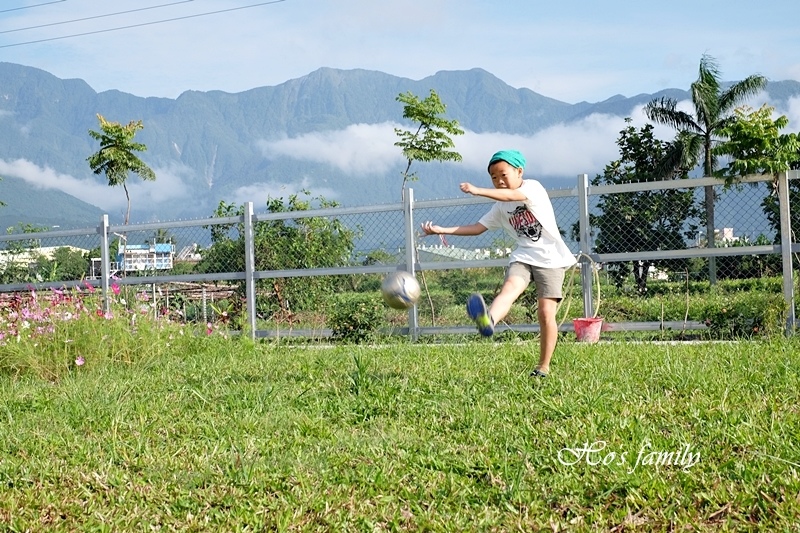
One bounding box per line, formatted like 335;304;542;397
478;179;576;268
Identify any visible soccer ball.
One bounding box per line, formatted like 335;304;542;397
381;271;421;309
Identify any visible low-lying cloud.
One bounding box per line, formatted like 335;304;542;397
257;123;404;175
256;107;655;180
230;177;339;206
0;158;193;212
782;96;800;128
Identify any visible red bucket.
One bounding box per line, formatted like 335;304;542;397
573;317;603;343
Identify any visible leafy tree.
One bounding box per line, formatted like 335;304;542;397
31;247;90;282
87;114;156;225
715;105;800;179
0;224;48;283
644;54;767;284
197;191;358;322
394;90;464;199
577;120;702;294
715;104;800;247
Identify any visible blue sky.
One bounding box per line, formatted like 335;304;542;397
1;0;798;103
1;0;800;214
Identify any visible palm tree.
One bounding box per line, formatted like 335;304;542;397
150;228;177;245
88;114;156;225
644;54;767;284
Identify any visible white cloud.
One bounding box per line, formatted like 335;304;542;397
127;162;194;207
456;112;641;178
453;99;736;179
0;158;192;211
230;177;338;206
783;96;800;129
256;123;404;175
254;109;647;181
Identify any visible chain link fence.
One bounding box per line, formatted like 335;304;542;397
1;172;797;340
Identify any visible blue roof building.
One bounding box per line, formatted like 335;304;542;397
117;243;175;272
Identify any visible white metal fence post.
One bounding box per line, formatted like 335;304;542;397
404;188;419;341
243;201;257;340
577;174;594;318
99;214;111;313
778;171;796;335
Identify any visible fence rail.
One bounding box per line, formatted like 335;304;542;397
1;171;798;339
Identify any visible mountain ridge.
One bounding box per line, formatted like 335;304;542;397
1;61;799;231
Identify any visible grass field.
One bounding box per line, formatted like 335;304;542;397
2;322;800;531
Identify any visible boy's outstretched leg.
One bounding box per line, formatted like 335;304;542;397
467;293;494;336
467;275;528;337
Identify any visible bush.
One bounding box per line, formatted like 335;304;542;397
701;293;788;339
327;294;384;344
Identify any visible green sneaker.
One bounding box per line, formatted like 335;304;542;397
466;293;494;337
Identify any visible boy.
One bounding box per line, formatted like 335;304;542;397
420;149;575;377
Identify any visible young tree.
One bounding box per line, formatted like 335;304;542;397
715;104;800;244
31;247;90;282
0;224;47;284
87;114;156;225
644;54;767;284
394;90;464;199
580;120;702;294
198;191;358;323
715;105;800;179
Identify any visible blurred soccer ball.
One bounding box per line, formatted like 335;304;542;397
381;271;421;309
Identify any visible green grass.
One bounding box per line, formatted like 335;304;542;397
2;330;800;530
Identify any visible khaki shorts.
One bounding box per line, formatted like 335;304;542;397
506;262;567;301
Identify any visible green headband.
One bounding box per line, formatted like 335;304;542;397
488;150;526;170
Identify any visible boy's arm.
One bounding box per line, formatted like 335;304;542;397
460;182;527;201
421;221;487;236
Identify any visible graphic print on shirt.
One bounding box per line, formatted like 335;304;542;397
507;205;542;242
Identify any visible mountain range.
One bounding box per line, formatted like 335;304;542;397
1;61;799;231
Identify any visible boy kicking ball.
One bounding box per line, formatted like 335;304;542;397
420;150;576;377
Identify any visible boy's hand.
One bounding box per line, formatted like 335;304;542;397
460;182;479;195
420;221;440;235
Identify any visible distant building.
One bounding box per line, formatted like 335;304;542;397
0;245;88;267
417;244;499;262
697;227;740;247
176;243;202;263
117;243;175;271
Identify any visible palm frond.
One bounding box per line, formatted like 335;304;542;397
644;97;701;132
697;54;722;90
654;131;703;178
718;74;768;114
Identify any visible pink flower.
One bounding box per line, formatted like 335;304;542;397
83;281;95;293
75;356;85;366
111;283;120;296
206;322;213;335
